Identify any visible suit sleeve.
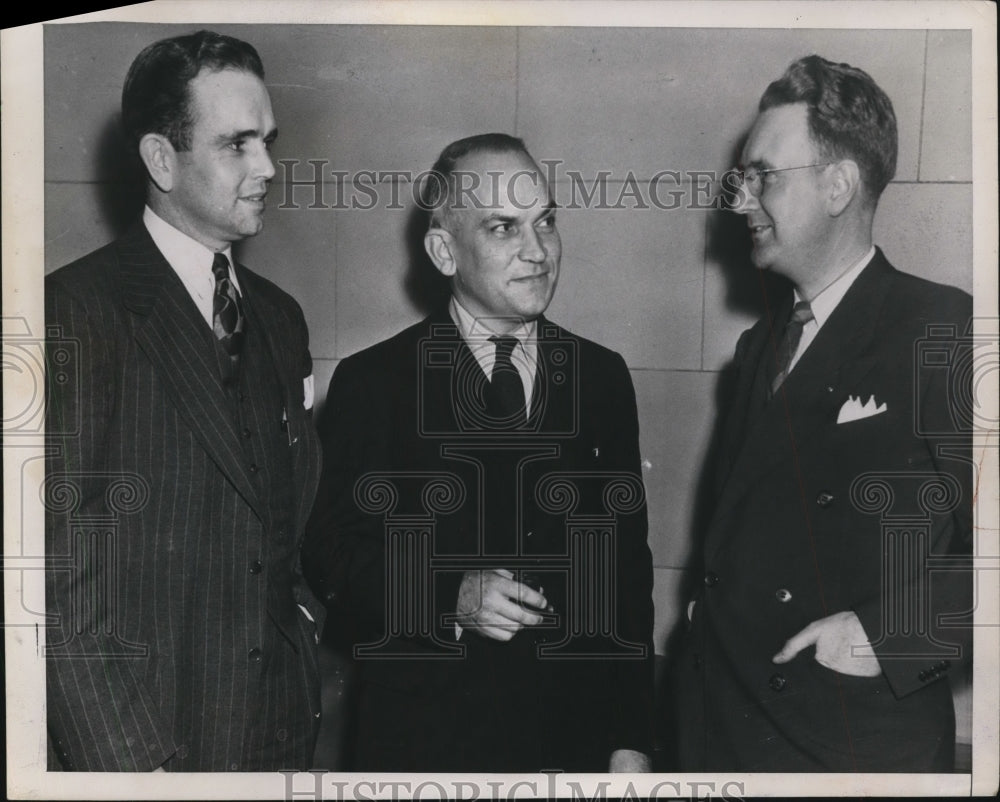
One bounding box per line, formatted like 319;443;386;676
303;357;395;636
602;352;656;755
287;301;327;641
45;277;175;771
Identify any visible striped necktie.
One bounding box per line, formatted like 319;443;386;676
769;300;814;396
212;253;245;363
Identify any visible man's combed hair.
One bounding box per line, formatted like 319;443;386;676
122;30;265;153
421;133;532;228
760;54;898;200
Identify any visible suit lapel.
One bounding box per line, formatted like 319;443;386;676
712;252;896;525
119;224;262;518
713;298;787;497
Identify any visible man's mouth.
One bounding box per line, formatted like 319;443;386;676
512;271;549;283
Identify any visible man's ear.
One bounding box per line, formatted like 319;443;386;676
826;159;861;216
424;227;456;277
138;133;176;193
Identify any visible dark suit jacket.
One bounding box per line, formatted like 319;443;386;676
44;223;325;771
304;310;655;772
675;249;973;771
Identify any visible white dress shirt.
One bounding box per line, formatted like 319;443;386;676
448;296;539;412
143;206;242;327
789;246;876;372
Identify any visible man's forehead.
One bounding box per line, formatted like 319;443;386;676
454;147;538;172
449;149;551;212
742;102;814;164
186;67;274;132
188;67;270;108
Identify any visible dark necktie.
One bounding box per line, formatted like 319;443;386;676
485;335;528;427
769;300;814;396
212;253;245;363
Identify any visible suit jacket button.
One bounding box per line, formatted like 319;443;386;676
249;559;262;575
248;647;263;663
816;492;834;508
704;572;719;587
325;590;337;604
775;588;792;603
918;670;930;682
249;463;258;473
769;673;788;692
276;728;288;742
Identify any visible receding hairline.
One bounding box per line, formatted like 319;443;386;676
429;147;552;229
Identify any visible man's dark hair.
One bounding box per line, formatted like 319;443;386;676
760;54;898;201
421;133;533;228
121;30;265;153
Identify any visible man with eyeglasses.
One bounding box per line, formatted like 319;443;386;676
673;55;972;771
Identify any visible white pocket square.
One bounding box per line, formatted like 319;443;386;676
303;374;315;410
837;394;887;424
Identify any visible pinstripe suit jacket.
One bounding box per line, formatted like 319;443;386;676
44;223;324;771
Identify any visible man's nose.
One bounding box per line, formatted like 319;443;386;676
255;144;276;181
730;184;759;215
519;228;547;262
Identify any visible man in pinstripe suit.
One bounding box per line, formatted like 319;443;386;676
44;31;324;771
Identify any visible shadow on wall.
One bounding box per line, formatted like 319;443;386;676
402;188;451;316
94;112;146;240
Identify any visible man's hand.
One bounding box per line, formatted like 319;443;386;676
456;569;547;641
609;748;651;772
772;610;881;677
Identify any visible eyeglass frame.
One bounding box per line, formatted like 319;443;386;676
723;162;835;200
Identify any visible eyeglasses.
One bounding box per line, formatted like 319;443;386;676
722;162;834;206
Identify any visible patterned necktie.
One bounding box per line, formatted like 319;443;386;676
212;253;245;363
769;300;814;396
485;335;528;427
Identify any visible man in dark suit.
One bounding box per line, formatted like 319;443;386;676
44;31;324;771
303;134;654;772
674;55;973;771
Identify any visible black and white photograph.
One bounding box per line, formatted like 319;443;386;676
2;1;997;798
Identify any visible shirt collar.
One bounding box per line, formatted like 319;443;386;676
143;205;240;293
794;245;876;327
448;295;537;349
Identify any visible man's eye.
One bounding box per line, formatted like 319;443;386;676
491;223;513;235
761;170;779;184
228;140;245;152
537;216;556;231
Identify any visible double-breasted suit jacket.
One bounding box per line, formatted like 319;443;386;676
675;250;974;771
304;310;655;772
45;223;325;771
